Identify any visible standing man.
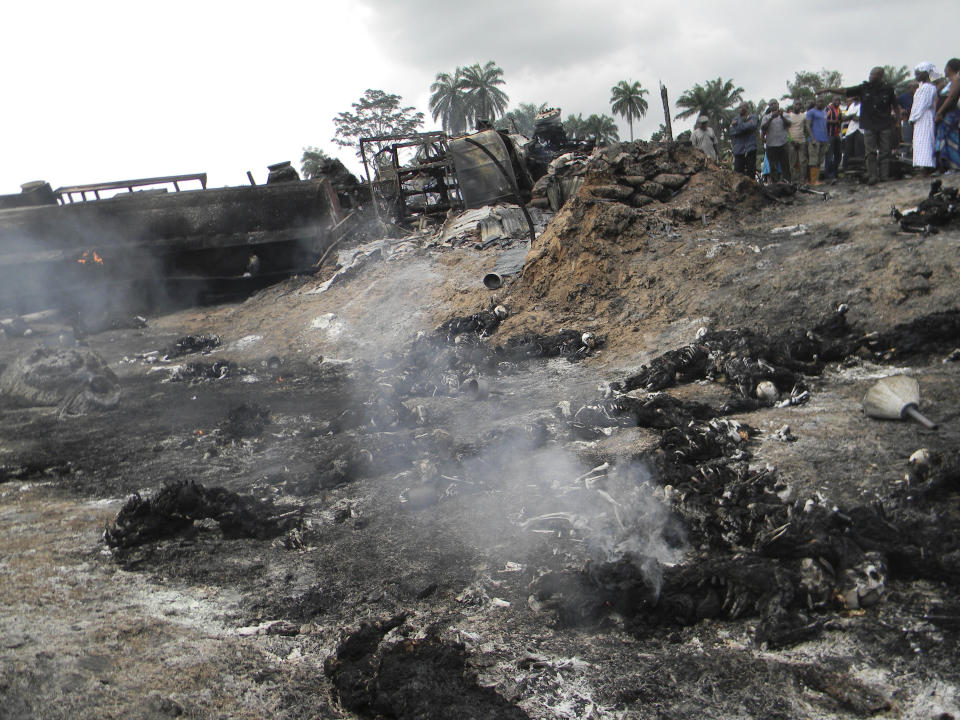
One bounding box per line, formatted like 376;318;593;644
824;96;843;179
805;97;830;185
728;102;758;177
691;115;718;160
826;67;898;184
760;101;791;182
784;101;808;183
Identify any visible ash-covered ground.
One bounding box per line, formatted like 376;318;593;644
2;146;959;719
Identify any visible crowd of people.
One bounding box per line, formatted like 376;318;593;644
690;60;960;186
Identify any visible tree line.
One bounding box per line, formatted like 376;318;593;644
305;61;915;176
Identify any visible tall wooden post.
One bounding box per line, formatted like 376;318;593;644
660;82;673;142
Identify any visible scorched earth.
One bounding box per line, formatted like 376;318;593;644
1;144;959;719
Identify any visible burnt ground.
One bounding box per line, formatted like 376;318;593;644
2;164;960;719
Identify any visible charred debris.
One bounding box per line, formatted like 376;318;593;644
892;179;960;234
103;301;958;651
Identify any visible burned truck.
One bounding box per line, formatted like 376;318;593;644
0;169;351;318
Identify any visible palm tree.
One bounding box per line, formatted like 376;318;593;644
429;69;470;135
609;80;649;141
565;113;587;141
747;98;771;117
460;61;509;123
584;114;620;146
882;64;912;93
675;77;745;131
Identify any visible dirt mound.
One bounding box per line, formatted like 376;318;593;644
504;143;764;348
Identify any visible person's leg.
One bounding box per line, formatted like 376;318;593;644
878;127;894;180
744;149;756;177
864;129;879;183
825;137;839;178
787;142;798;178
770;145;789;182
780;145;791;182
733;153;745;175
797;142;808;183
808;142;822;184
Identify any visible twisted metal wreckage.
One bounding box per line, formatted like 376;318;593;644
0;113;578;319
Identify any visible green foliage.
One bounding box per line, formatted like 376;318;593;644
300;146;331;180
584;113;620;145
882;64;913;93
676;77;744;130
494;102;549;136
650;123;668;142
429;70;470;136
461;61;509;122
610;80;649;141
746;98;771;116
565;113;588;141
783;69;844;104
428;61;510;134
332;89;424;161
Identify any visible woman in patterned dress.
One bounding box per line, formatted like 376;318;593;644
935;59;960;172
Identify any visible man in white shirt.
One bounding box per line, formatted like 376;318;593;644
691;116;718;160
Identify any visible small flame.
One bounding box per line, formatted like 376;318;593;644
197;429;204;436
77;250;104;265
276;376;283;384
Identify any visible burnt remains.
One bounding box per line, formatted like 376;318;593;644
104;480;299;550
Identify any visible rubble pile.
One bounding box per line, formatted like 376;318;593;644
528;152;590;212
533;140;760;220
512;142;768;338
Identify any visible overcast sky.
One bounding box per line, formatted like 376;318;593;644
1;0;954;194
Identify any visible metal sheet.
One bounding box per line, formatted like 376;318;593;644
449;130;517;209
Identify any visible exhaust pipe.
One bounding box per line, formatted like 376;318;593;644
483;273;503;290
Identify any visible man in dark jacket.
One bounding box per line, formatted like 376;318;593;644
728;103;758;177
826;67;898;184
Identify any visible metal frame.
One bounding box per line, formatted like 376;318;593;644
55;173;208;204
358;132;461;225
